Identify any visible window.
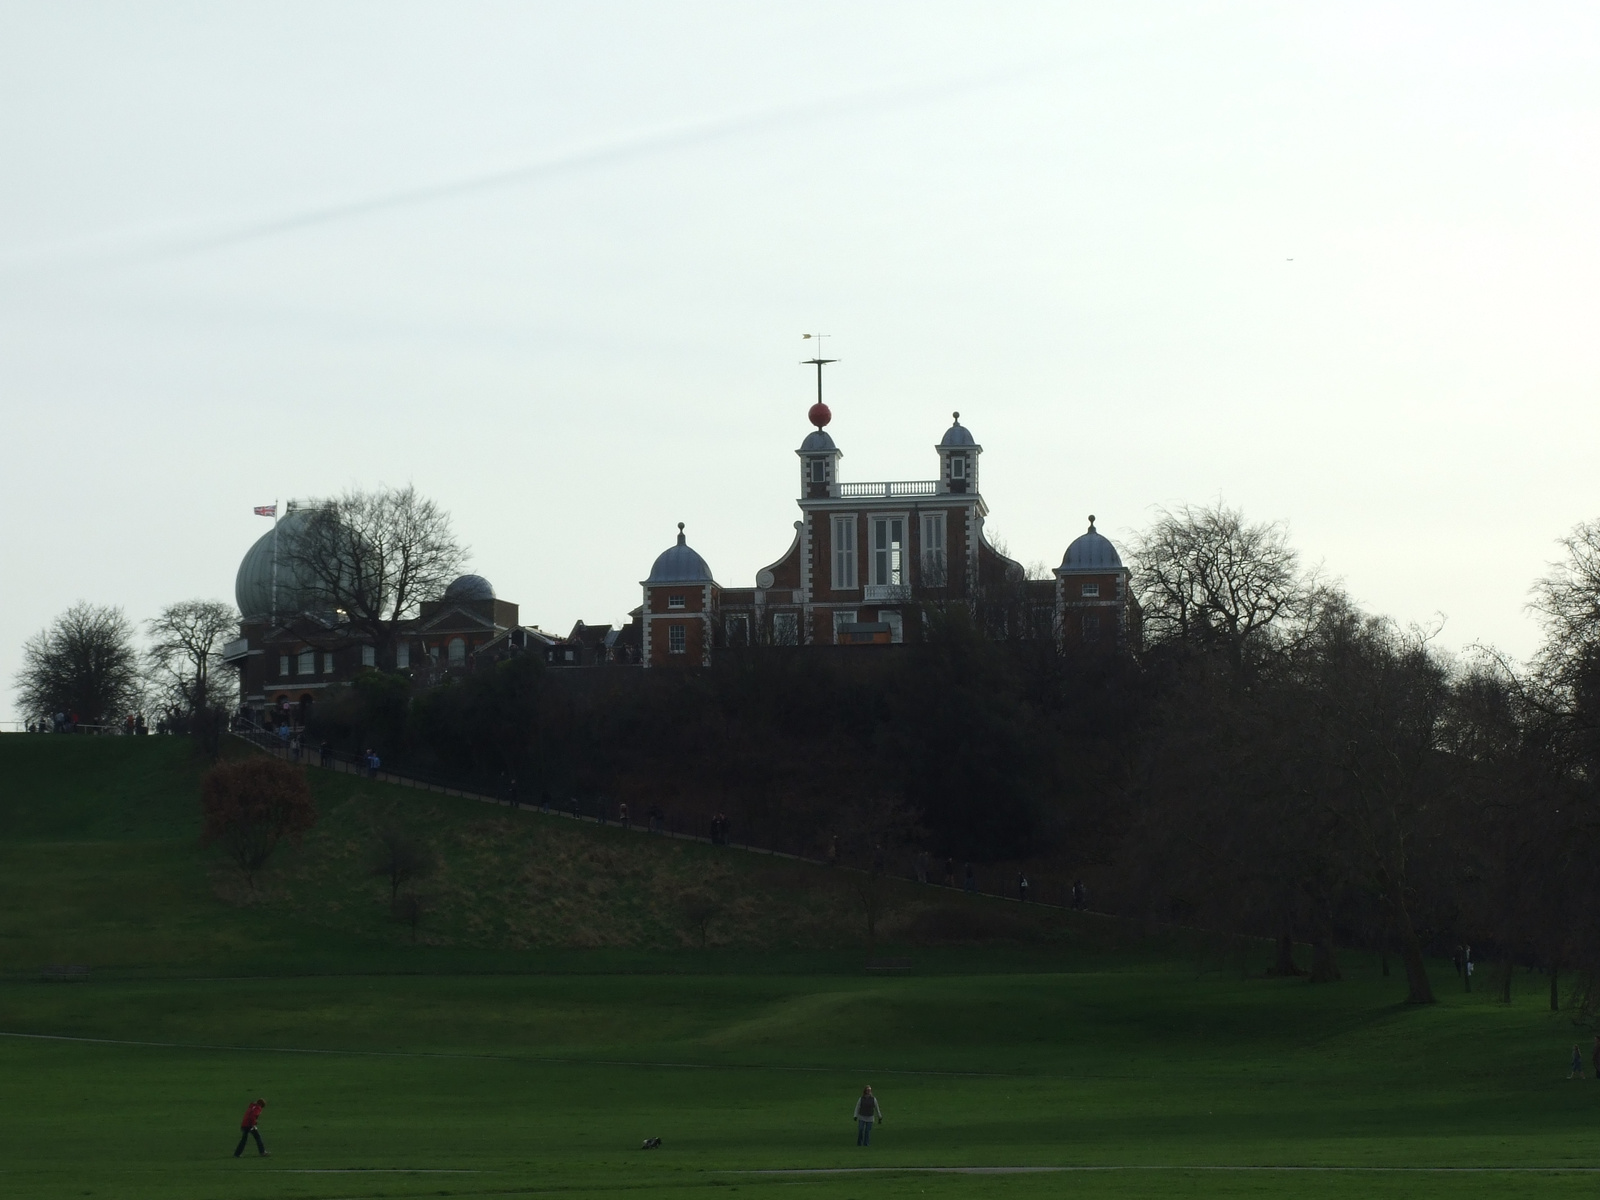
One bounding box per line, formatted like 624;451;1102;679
322;652;334;674
668;594;686;609
950;455;967;481
447;637;466;666
297;649;314;675
872;517;905;586
831;515;857;590
278;654;289;677
361;644;376;667
1082;613;1101;641
831;610;858;643
772;611;798;645
668;624;687;654
1081;583;1100;598
883;611;904;644
396;642;410;669
726;613;749;646
428;644;440;662
921;512;947;583
808;458;827;483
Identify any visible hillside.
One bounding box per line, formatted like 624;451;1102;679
0;734;1100;973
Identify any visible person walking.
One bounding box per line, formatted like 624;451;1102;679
233;1097;269;1157
1018;872;1030;902
1570;1045;1585;1080
852;1086;883;1146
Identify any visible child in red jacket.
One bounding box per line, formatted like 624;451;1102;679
234;1098;268;1157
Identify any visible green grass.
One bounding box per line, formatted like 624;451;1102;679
3;734;1600;1198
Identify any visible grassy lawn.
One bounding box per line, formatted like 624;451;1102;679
3;735;1600;1198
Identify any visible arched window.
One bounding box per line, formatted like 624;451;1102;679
448;637;466;666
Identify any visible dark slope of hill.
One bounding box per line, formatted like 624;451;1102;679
0;735;1109;973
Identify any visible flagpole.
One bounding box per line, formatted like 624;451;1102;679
270;498;279;625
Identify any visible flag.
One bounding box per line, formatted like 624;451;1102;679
254;504;277;517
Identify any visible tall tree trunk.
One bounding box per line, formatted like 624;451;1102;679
1389;888;1434;1004
1270;932;1303;976
1309;936;1342;984
1551;963;1560;1012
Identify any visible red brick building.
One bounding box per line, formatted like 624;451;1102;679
639;405;1138;665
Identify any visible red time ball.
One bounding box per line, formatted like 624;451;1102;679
808;401;831;429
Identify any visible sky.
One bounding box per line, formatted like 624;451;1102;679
2;2;1598;721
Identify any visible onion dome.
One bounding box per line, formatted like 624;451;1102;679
1059;515;1122;573
443;574;495;602
646;523;714;584
235;507;318;619
940;411;976;447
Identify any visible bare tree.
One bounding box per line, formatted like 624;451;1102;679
281;486;467;667
16;602;144;727
1308;614;1450;1005
200;758;318;892
147;600;237;750
677;885;724;949
369;826;437;905
1132;503;1318;675
1531;519;1600;675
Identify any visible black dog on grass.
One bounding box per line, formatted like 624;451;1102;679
640;1137;662;1150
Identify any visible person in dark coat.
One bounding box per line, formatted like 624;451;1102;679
233;1098;268;1157
852;1086;883;1146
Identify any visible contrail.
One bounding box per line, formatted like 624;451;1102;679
2;62;1050;273
174;67;1041;254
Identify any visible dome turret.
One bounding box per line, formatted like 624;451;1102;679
940;413;976;447
646;523;714;584
443;574;495;602
1059;516;1122;572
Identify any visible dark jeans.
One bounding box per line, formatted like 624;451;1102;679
234;1126;266;1156
857;1118;873;1146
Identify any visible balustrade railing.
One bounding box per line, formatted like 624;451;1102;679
837;480;938;498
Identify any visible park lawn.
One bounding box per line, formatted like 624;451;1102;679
4;735;1600;1198
3;960;1600;1199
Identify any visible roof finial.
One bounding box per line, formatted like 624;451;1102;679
1088;514;1096;531
952;411;960;423
676;521;686;546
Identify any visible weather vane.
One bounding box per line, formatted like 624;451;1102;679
801;333;837;408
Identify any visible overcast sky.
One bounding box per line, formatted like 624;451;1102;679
3;2;1598;721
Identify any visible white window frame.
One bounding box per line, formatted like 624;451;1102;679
921;512;947;582
278;654;290;677
772;611;798;646
726;613;749;646
297;649;315;675
322;652;335;674
831;610;858;644
1081;582;1100;598
668;624;687;654
361;644;376;667
871;515;906;587
668;594;686;609
950;455;967;481
883;611;904;644
447;637;466;666
808;458;827;483
395;642;410;669
831;515;858;590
